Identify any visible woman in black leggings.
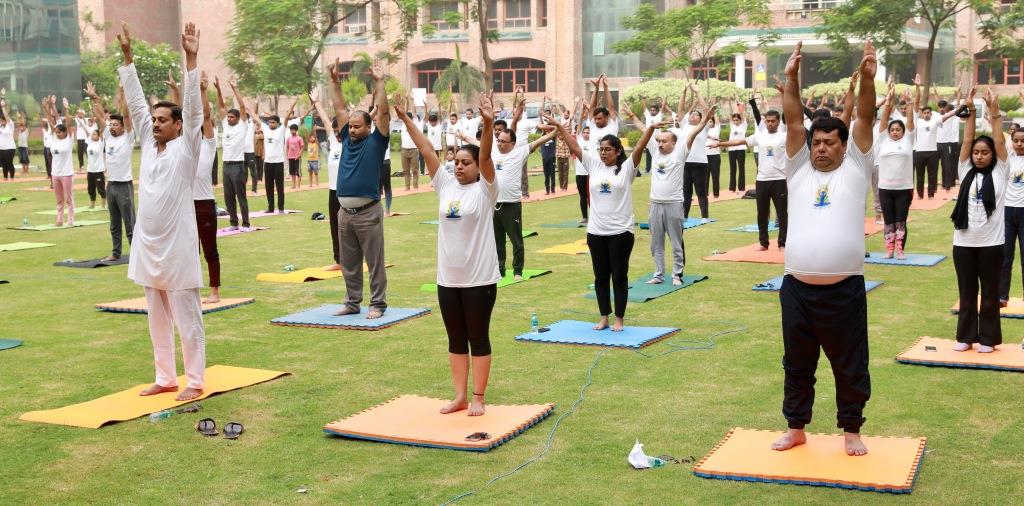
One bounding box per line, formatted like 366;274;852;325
876;85;916;259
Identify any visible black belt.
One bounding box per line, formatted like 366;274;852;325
341;200;379;214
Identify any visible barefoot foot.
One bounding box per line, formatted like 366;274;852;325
593;316;609;331
440;397;468;414
611;317;625;332
770;428;807;451
366;308;384;319
334;306;360;316
844;432;868;456
176;387;203;401
139;384;178;396
202;295;221;304
325;263;341;271
646;277;663;284
468;395;486;416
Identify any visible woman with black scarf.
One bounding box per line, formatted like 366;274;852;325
950;87;1010;353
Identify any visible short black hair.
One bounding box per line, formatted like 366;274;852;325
808;116;849;144
764;110;781;120
500;129;517;143
921;105;933;113
289;124;298;131
227;108;240;117
810;108;832;121
494;119;508;130
428;113;438;121
153;100;183;123
353;111;372;125
593;107;609;117
268;114;281;124
108;114;124;125
937;100;948;108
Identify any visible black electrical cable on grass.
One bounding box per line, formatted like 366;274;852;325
438;321;746;505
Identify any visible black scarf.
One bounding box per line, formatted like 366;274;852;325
950;165;996;230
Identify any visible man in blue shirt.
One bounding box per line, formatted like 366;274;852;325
330;58;391;319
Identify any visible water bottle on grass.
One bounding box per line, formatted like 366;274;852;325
530;312;539;334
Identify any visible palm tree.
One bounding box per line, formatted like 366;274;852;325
340;52;373;106
433;44;485;108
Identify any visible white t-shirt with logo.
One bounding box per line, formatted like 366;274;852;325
583;154;637;236
400;117;423;150
0;121;13;150
588;121;620;149
875;131;915;190
705;124;721;155
515;117;540;148
493;145;530;203
426;121;443;150
954;159;1008;247
434;168;501;288
263;125;287;163
86;138;105;173
221;118;246;162
193;137;216;201
244;119;255;153
644;111;663;127
50;136;75;177
938;116;960;144
647;139;689;202
784;139;873;277
914;115;941;152
42;125;53;149
728;122;748;151
745;130;786;181
326;133;342;190
1005;153;1024;208
575;134;591;176
684;123;709;164
104;128;134;182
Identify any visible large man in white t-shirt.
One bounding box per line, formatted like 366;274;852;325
772;40;877;457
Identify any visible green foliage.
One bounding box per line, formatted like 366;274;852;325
975;0;1024;60
342;77;369;107
998;95;1022;114
3;91;41;120
801;79;958;100
614;1;777;77
80;40;179;101
624;129;642;148
620;79;777;115
432;45;485;104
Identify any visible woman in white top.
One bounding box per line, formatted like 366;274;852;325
16;115;30;175
950;87;1010;353
397;90;498;417
875;83;916;259
85;129;107;208
574;120;592;223
547;111;658;332
705;112;723;198
0;94;14;180
727;108;749;195
43;96;77;226
999;127;1024;305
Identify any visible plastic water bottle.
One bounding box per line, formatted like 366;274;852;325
283;264;296;272
22;216;28;226
530;312;539;334
649;456;667;468
148;409;173;422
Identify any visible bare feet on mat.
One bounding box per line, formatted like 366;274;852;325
139;384;178;396
468;395;486;416
202;294;220;304
593;316;609;331
770;428;806;451
844;432;868;456
176;387;203;402
758;245;769;251
366;308;383;319
672;277;683;286
334;306;360;316
325;264;341;271
101;255;119;262
646;277;663;284
611;317;625;332
513;274;523;282
440;397;468;414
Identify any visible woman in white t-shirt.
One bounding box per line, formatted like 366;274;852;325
950;87;1010;353
574;123;592;223
397;91;499;417
1000;129;1024;306
85;129;107;209
16;118;30;175
876;88;916;259
705;114;723;198
547;111;658;332
727;111;749;194
44;96;77;226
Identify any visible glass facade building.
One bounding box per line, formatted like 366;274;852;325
0;0;82;104
581;0;664;79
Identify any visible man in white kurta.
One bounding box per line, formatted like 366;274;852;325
117;23;206;401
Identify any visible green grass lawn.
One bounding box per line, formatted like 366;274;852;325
1;150;1023;504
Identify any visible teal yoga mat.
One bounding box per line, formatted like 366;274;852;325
421;269;551;291
585;273;708;303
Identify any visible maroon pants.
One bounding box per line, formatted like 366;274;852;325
194;199;220;287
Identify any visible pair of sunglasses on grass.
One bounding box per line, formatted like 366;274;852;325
196;418;244;439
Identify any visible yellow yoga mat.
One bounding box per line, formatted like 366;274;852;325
539;239;589;255
19;365;290;428
257;264;393;283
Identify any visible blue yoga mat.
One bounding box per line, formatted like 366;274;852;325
515;320;679;349
727;223;779;233
639;218;716;230
0;339;22;351
864;253;945;266
271;305;430;330
752;276;883;292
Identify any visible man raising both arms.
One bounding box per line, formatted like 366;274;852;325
333;59;391;319
118;22;207;401
214;76;251;231
85;82;136;262
773;40;877;456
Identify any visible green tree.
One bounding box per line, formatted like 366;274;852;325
613;0;777;87
80;40;179;101
433;45;485;106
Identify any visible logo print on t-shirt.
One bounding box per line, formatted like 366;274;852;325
599;180;612;194
106;146;116;155
445;201;461;219
766;146;774;157
656;162;667;174
813;184;831;208
496;162;503;171
1013;171;1024;185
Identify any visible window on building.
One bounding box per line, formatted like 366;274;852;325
492;58;546;93
538;0;548;27
429;1;461;30
689;58;719;80
335;4;367;34
977;57;1023;86
505;0;531;28
416;59;456;93
486;0;498;29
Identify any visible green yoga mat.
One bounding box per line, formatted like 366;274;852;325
419;220;536;238
34;207;108;216
420;269;552;292
11;219;108;231
540;221;586;228
0;242;55;252
0;196;16;204
0;339;23;351
584;273;709;303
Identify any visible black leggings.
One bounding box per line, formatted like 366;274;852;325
728;150;746;191
437;283;497;356
953;245;1003;346
543;157;556;193
86;172;106;201
379;159;392;211
576;175;589;220
879;189;912;224
264;162;285;212
587;232;634;318
76;139;86;169
683;162;709;219
0;149;14;179
706;154;721;198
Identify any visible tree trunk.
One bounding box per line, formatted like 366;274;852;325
922;24;939;102
477;0;494;87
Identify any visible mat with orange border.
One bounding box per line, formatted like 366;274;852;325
323;394;555;451
896;336;1024;372
19;365;290;428
950;297;1024;319
95;297;254;314
704;243;784;264
693;428;926;493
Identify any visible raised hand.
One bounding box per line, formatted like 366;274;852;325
369;58;385;81
859;39;877;80
478;91;494;121
229;78;239;90
199;71;209;91
164;68;179;92
181;22;199;56
329;57;343;83
912;73;921;87
392;93;406;119
784;41;803;79
84;81;99;100
536;122;556;132
213;76;222;92
116;23;133;63
982;87;998;113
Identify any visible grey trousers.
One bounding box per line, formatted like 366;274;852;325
520;165;529;197
107;181;135;257
870;164;881;214
223;161;250;227
648;201;685;280
338;201;388;312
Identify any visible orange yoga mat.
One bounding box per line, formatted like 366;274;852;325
896;336;1024;372
694;428;926;493
95;297;254;314
20;365;290;428
950;297;1024;319
708;192;742;204
324;394;555;451
704;243;785;264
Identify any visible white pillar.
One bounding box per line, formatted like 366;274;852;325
734;53;746;88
